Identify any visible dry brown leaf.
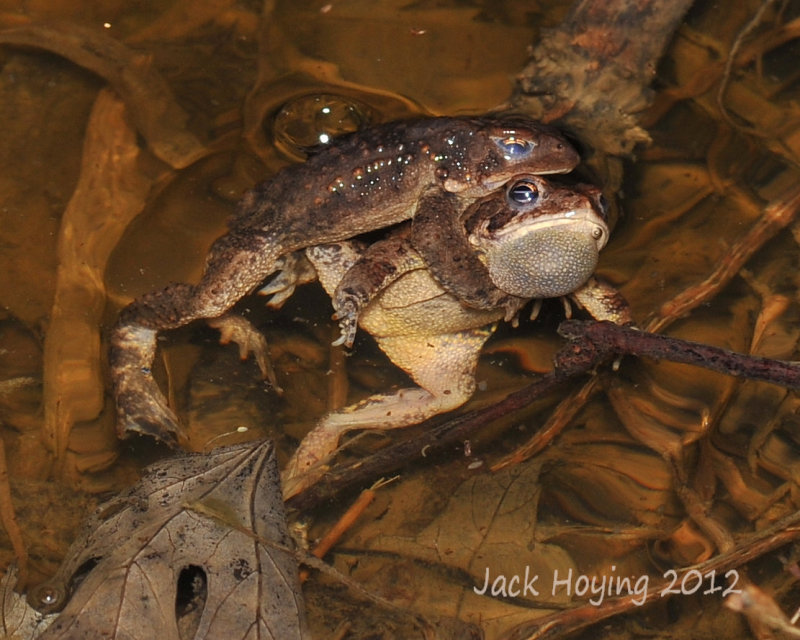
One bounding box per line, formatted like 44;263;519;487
36;440;308;640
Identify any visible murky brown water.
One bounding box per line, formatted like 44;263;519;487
1;0;800;638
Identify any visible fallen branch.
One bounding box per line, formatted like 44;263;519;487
556;320;800;390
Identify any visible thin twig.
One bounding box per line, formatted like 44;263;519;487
299;487;376;583
717;0;780;130
491;377;600;472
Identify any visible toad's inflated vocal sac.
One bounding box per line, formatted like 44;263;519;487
110;115;580;445
276;174;630;497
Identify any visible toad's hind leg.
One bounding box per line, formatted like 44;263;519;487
110;234;285;445
283;326;494;497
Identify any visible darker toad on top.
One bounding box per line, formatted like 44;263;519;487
110;115;579;447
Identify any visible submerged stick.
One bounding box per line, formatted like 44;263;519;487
556;320;800;390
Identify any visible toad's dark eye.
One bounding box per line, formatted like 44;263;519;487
508;180;539;206
496;137;532;158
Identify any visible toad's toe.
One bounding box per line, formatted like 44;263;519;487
208;314;282;393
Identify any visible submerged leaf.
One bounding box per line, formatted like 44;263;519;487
37;440;307;640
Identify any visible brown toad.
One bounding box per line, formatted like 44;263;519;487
110;115;580;445
281;174;631;497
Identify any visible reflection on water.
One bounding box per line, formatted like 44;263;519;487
0;0;799;637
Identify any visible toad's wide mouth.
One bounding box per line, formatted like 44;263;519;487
484;224;603;298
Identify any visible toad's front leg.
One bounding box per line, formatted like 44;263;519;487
410;188;523;317
569;276;634;325
329;231;427;347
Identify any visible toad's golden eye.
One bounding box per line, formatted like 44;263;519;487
507;179;539;207
496;136;532;157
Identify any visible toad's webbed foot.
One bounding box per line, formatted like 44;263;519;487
207;314;282;393
111;234;288;444
259;252;318;308
330;297;359;348
499;296;529;326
